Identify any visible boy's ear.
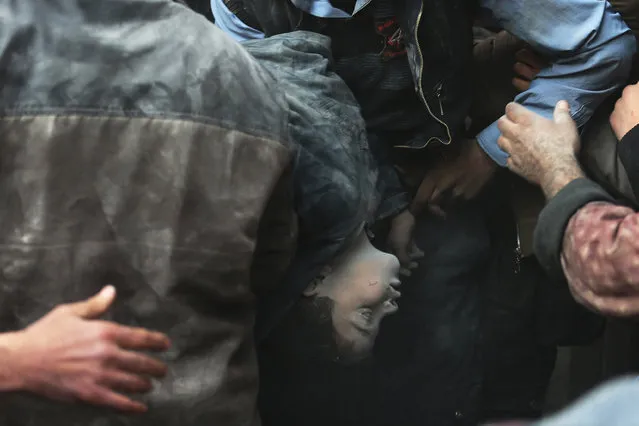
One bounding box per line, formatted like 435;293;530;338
302;265;332;296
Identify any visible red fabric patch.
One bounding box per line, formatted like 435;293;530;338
375;17;407;60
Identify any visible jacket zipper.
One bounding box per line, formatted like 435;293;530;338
434;81;444;115
396;2;452;150
514;219;522;275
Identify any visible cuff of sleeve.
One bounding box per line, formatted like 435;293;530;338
618;123;639;197
376;191;410;222
476;122;508;167
533;178;614;281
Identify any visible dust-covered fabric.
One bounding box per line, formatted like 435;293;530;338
0;1;291;425
242;32;408;340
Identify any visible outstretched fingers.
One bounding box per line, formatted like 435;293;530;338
81;385;148;413
109;323;171;352
110;349;168;378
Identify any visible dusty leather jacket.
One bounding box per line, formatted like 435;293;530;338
0;1;291;425
231;0;476;150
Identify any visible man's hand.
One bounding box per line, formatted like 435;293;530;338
610;82;639;140
497;101;585;199
411;139;496;216
512;48;545;92
387;210;424;276
8;286;170;413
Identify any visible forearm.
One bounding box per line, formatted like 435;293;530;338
538;160;585;200
534;178;615;280
0;331;25;392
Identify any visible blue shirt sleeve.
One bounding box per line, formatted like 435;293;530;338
477;0;637;166
210;0;266;41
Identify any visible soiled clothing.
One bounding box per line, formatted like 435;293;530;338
242;31;407;339
534;178;626;310
562;202;639;309
320;0;429;135
0;1;292;425
534;123;639;315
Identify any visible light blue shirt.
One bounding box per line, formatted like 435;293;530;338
533;377;639;426
210;0;265;40
211;0;371;30
476;0;636;165
212;0;636;166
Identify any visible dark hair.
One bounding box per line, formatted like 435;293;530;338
263;295;365;365
257;296;370;424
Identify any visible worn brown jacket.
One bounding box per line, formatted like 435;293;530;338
0;1;291;425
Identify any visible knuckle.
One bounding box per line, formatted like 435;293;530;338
498;136;510;150
96;323;117;341
53;304;71;316
78;385;102;403
94;370;111;385
134;377;153;391
609;112;617;123
95;342;117;362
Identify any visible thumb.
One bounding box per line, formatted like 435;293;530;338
409;243;425;260
412;175;437;216
67;285;116;319
397;246;411;267
553;100;572;124
390;235;410;266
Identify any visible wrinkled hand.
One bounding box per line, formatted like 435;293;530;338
568;268;639;318
512;48;545;92
497;101;584;198
610;82;639;140
11;286;170;413
387;210;424;277
411;139;496;216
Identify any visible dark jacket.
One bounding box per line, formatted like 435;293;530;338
609;0;639;80
0;1;291;425
182;0;216;21
579;95;638;206
619;124;639;198
231;0;477;150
